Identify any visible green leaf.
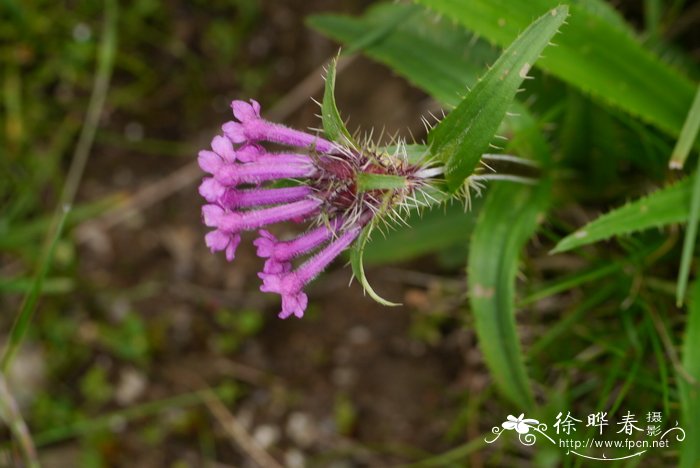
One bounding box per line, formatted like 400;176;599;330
350;225;401;306
428;5;567;191
468;181;549;409
679;280;700;468
308;3;494;108
553;178;692;253
321;54;355;146
415;0;696;140
362;201;481;265
466;106;552;409
1;205;70;372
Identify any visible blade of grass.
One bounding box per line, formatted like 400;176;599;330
404;436;488;468
677;166;700;306
60;0;117;206
0;194;122;249
0;277;74;294
519;263;620;306
645;316;670;416
1;0;117;372
8;386;232;448
529;282;617;357
0;206;69;372
669;85;700;169
679;281;700;467
0;373;38;468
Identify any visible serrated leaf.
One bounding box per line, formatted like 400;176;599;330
428;5;567;191
468;181;550;409
553;178;692;253
350;225;401;306
466;106;551;409
415;0;696;141
321;54;355;146
308;3;494;108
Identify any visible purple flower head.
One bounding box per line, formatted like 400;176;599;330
198;99;440;318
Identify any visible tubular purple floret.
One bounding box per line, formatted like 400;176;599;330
213;160;317;185
204;230;241;262
223;99;337;153
219;186;313;209
202;198;323;233
253;218;344;274
258;225;362;319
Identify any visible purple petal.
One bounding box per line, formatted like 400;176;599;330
202;204;225;227
263;258;292;274
222;121;246;143
253;230;277;257
258;272;281;293
205;229;230;252
225;234;241;261
198;150;221;174
198;178;226;202
211;135;236;163
236;144;264;162
279;291;308;319
232;99;261;122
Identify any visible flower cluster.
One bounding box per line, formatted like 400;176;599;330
198;99;437;319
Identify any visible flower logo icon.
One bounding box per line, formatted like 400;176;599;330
502;414;540;434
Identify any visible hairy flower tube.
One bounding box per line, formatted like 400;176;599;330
198;99;440;319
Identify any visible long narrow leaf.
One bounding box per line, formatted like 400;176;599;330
469;180;550;409
308;3;491;108
428;5;567;190
415;0;696;140
466;103;552;409
1;206;70;372
321;54;355;146
553;178;692;253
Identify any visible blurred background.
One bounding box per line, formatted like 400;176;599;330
2;0;699;466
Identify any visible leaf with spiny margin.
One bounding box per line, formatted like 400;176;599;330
308;3;495;108
350;224;401;306
553;178;693;253
321;54;355;147
466;106;552;409
469;182;548;409
415;0;696;142
428;5;568;191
